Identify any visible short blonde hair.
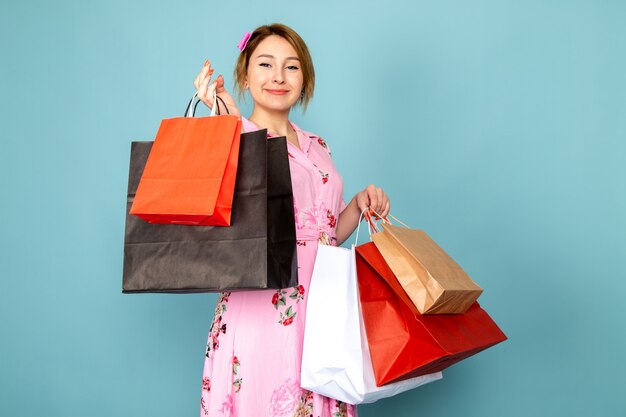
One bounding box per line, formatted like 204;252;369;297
234;23;315;111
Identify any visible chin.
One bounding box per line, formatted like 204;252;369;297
260;101;298;112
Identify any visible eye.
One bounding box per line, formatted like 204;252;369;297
287;65;300;70
259;62;271;68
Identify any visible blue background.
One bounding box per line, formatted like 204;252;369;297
1;0;625;416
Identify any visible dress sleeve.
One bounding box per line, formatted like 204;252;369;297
340;197;348;213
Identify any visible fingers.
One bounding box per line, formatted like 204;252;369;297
381;199;390;219
372;189;387;219
194;60;214;90
366;185;382;217
376;187;384;213
215;74;226;94
361;184;390;219
366;185;378;214
195;60;216;108
206;78;218;105
356;192;369;214
192;61;240;116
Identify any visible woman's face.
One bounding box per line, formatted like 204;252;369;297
246;35;304;113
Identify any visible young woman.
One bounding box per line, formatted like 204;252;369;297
193;23;390;417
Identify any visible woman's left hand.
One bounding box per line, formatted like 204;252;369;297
355;184;390;219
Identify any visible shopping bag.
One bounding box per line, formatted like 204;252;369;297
130;92;241;226
122;129;298;292
301;243;442;404
371;218;482;314
356;241;507;386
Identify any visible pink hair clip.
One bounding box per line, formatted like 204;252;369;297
237;32;252;52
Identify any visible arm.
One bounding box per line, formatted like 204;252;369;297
336;197;362;246
336;184;390;246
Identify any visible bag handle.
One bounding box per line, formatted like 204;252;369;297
183;91;231;118
367;207;411;229
353;208;379;246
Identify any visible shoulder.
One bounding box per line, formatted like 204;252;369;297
302;128;322;143
241;117;261;135
298;126;332;156
299;126;318;139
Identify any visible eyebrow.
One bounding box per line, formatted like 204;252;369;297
255;54;300;61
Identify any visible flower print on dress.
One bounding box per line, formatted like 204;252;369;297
331;399;349;417
296;201;333;242
218;393;234;416
293;196;305;232
289;285;305;303
326;210;336;229
273;286;305;326
201;397;208;416
202;377;211;392
279;306;296;326
213;292;231;316
206;316;227;357
318;170;329;184
297;201;334;245
292;389;314;417
311;162;328;185
272;289;288;310
268;378;300;417
232;356;242;393
317;137;332;157
206;292;231;357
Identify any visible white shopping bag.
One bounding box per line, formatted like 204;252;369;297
300;243;442;405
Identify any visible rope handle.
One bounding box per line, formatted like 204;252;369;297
352;207;385;246
183;91;231;118
367;207;411;229
352;207;413;247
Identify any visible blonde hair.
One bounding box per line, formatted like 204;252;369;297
233;23;315;111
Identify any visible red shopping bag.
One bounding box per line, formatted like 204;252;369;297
355;242;507;386
130;94;241;226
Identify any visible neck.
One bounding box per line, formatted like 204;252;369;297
248;107;293;137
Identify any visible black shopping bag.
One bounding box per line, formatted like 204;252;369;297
122;129;298;292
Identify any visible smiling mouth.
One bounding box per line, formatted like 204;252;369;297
266;89;289;95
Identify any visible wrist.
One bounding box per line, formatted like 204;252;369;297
349;196;364;220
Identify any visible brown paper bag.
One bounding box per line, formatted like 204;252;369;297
371;222;482;314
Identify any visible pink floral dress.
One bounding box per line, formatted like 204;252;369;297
200;117;357;417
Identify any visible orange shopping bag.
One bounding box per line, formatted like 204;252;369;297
130;92;241;226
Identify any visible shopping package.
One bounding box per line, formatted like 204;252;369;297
301;243;442;404
356;241;507;386
371;219;482;314
122;129;298;292
130;93;241;226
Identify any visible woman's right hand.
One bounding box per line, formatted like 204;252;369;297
193;59;241;117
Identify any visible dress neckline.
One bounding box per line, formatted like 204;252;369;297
242;117;312;156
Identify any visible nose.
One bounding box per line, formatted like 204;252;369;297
272;68;285;85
